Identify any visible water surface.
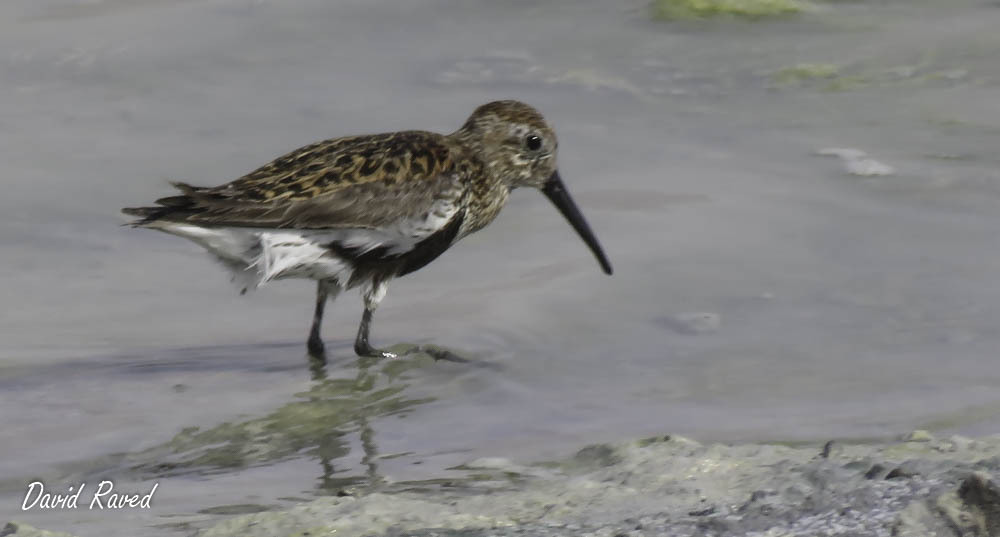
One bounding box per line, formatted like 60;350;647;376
3;0;1000;534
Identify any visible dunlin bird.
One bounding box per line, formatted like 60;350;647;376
123;100;612;359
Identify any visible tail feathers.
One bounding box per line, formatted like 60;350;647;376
154;195;194;208
121;205;175;226
122;182;205;226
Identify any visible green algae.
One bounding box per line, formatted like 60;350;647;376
769;63;875;92
651;0;803;21
771;63;840;86
768;60;978;92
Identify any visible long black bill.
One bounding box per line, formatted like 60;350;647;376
542;171;613;275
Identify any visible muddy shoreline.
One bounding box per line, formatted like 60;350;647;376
8;431;1000;537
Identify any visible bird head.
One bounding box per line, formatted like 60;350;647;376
456;100;613;275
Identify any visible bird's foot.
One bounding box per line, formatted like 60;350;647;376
354;341;398;360
307;336;327;359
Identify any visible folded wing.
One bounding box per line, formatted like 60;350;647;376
123;130;470;235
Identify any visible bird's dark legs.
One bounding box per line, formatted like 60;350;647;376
354;280;397;359
349;279;469;362
308;280;338;358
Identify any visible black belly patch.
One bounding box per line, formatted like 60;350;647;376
326;210;465;287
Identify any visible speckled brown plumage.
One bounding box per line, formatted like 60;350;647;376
124;100;552;236
123;100;611;360
126;131;475;230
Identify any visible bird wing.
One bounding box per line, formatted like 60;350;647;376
123;130;474;233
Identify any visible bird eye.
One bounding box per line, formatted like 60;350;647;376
525;134;542;151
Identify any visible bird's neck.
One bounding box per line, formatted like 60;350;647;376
461;175;511;238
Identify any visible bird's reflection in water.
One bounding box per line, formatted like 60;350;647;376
134;345;441;495
309;352;393;494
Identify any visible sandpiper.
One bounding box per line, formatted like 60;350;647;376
123;100;612;359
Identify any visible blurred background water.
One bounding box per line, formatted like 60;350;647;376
2;0;1000;534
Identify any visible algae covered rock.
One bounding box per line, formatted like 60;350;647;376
12;435;1000;537
192;434;1000;537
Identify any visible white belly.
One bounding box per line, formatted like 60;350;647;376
151;223;359;292
149;200;461;292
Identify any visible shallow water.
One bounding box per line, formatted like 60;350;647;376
3;0;1000;534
